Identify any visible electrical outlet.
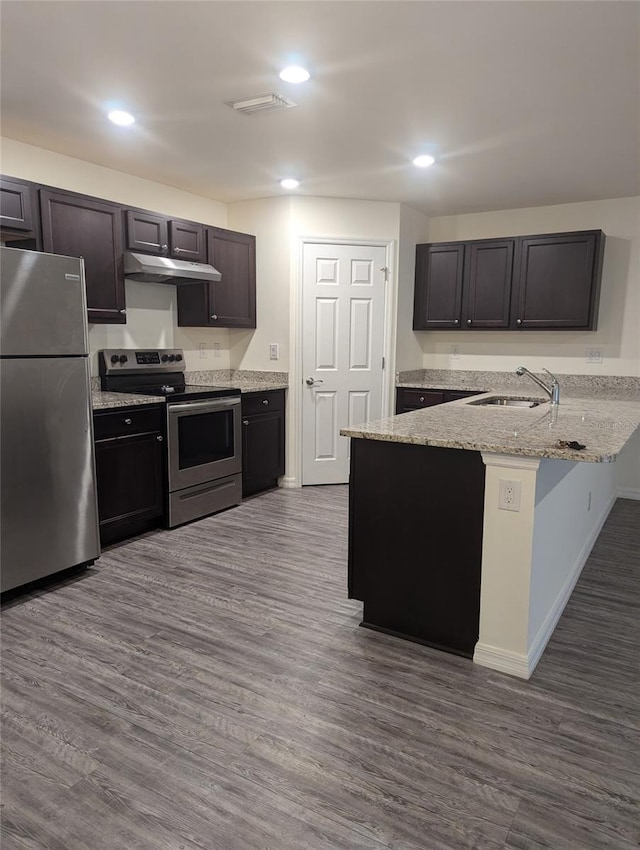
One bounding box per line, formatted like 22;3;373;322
269;343;279;361
213;342;221;358
498;478;521;512
198;343;207;360
586;348;603;364
450;345;459;360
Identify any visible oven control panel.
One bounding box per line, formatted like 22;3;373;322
99;349;185;375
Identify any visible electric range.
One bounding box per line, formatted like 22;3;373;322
99;348;242;527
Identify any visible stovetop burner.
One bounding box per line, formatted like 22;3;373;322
114;383;239;402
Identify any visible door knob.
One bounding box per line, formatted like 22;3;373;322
306;377;324;386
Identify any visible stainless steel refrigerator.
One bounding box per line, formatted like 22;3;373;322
1;247;100;593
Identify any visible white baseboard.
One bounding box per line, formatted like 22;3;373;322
473;644;531;679
278;476;299;489
474;490;617;680
618;487;640;500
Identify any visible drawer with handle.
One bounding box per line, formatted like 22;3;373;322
241;389;286;417
93;405;164;440
397;389;445;412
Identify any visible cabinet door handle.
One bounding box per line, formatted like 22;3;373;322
243;419;249;426
211;314;218;320
174;247;184;253
156;435;163;442
419;396;425;402
262;399;269;405
516;318;522;325
124;418;132;425
467;319;472;325
160;244;168;251
454;319;459;325
119;309;127;314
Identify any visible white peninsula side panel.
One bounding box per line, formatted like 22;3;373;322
475;454;617;679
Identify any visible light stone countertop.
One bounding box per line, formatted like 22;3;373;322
91;370;288;411
92;390;165;411
396;368;640;397
342;392;640;463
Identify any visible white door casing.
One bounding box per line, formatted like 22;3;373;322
302;242;388;485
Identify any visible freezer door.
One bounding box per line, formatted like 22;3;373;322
1;357;100;592
0;247;88;356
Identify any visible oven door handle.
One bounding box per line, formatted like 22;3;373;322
168;397;240;414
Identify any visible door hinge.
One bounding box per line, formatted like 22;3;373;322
379;266;389;282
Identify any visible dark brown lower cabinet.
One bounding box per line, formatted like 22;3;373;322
93;406;165;546
348;438;485;657
396;387;481;414
241;390;285;496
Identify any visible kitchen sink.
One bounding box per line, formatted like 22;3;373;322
467;396;548;408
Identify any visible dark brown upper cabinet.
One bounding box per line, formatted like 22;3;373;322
0;177;41;249
511;230;605;330
168;219;206;262
413;243;464;329
414;230;604;331
177;227;256;329
414;240;513;330
125;210;169;255
125;210;205;262
40;189;125;324
0;177;35;232
461;239;514;329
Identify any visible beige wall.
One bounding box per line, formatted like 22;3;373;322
421;196;640;377
228;194;403;374
0;138;232;374
227;196;292;371
397;204;430;371
3;137;636;391
229;195;403;484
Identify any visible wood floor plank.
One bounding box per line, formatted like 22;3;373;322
1;487;638;849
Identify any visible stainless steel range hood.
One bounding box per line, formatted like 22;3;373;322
124;252;221;284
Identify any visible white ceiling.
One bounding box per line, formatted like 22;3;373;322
1;1;638;216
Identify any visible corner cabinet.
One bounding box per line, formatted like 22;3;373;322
177;227;256;329
241;390;285;496
40;189;125;324
93;406;165;546
414;230;604;331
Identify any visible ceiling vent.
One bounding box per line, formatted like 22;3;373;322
225;92;297;115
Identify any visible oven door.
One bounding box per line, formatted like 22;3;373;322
167;396;241;492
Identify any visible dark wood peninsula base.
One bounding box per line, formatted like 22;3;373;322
348;439;486;657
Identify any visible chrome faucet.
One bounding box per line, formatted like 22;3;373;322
516;366;560;405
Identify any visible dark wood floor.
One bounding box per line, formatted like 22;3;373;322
1;487;639;850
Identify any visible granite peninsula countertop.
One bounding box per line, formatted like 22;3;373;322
344;378;640;463
91;370;288;411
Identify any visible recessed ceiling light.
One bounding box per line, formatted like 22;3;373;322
108;110;135;127
413;154;435;168
280;178;300;190
279;66;310;84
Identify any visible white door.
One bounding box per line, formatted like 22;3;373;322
302;242;388;485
